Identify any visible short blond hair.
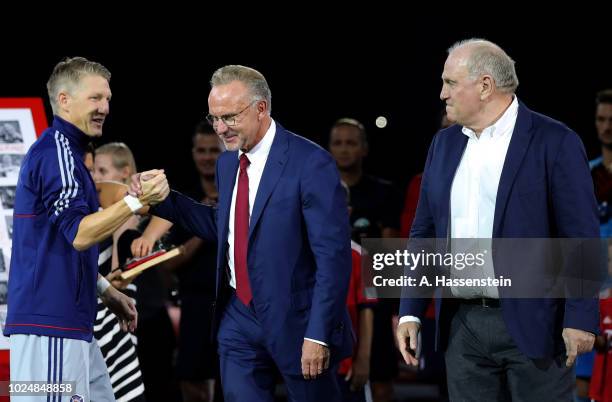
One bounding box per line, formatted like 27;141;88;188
47;57;111;114
95;142;137;182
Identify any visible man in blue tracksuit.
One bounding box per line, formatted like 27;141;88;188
3;57;169;401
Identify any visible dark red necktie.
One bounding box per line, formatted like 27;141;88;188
234;154;252;305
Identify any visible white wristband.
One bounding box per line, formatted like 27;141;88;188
97;276;111;296
123;194;143;213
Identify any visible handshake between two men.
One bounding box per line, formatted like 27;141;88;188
100;169;170;290
129;169;171;210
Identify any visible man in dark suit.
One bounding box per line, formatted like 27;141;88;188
133;65;353;402
396;39;599;401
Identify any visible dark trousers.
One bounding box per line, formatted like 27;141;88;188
336;375;369;402
217;294;341;402
136;307;179;402
445;303;574;402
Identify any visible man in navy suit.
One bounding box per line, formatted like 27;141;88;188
396;39;600;401
133;65;353;401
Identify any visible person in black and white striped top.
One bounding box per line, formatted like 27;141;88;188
87;143;146;402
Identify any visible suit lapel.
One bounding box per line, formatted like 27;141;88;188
218;152;239;249
248;125;289;239
493;103;534;236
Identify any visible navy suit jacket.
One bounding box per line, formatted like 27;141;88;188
152;122;354;374
399;103;600;358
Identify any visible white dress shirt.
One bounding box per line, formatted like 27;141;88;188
400;96;519;325
227;119;276;289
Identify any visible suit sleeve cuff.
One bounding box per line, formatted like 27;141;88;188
399;315;422;325
304;337;328;347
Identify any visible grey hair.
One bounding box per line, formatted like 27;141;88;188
210;65;272;113
46;57;111;115
448;39;519;94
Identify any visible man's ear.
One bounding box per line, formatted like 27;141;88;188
480;75;494;100
58;90;71;113
257;100;268;120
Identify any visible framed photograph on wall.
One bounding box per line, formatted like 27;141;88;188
0;98;47;350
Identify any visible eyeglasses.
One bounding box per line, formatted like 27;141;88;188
206;100;257;127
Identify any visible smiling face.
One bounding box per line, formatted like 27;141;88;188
208;80;266;152
59;74;111;137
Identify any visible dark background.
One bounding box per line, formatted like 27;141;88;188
2;18;611;193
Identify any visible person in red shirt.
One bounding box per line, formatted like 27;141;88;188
337;182;377;402
589;290;612;402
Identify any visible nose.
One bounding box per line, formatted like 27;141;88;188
338;143;350;153
214;120;229;135
99;99;110;115
440;84;449;101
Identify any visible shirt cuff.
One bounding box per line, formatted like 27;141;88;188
399;315;422;325
304;337;328;347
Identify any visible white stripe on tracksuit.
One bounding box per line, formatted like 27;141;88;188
52;131;79;216
46;336;63;402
